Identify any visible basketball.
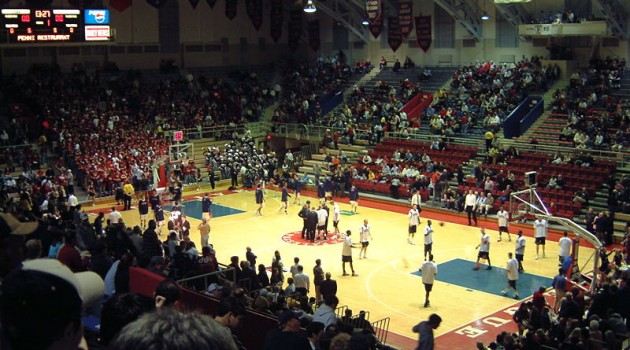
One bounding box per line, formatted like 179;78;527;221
439;222;445;227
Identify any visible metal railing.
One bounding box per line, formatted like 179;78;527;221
271;122;372;144
162;122;270;143
371;317;391;345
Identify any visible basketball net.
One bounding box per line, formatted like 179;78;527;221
509;187;604;292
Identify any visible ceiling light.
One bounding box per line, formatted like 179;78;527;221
304;0;316;13
362;19;369;25
481;12;490;20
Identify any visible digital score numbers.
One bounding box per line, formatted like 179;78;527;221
1;8;111;43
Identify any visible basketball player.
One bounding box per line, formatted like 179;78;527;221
420;254;437;307
515;230;526;272
474;228;492;270
411;189;422;223
280;183;290;214
408;204;420;245
342;230;358;276
317;205;328;240
154;204;165;234
201;193;212;220
138;198;149;229
501;252;520;299
497;206;511;242
170;201;182;228
359;219;372;259
423;220;434;260
534;217;548;259
255;184;264;216
331;200;341;236
349;185;359;213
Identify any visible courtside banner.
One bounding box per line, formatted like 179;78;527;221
415;15;432;52
366;0;381;24
388;16;402;52
398;1;413;39
369;15;383;38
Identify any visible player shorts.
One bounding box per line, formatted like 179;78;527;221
318;225;326;231
508;280;516;289
499;226;508;232
424;243;432;253
361;241;369;247
342;255;352;263
424;283;433;292
140;214;148;220
535;237;546;245
409;225;417;234
516;254;524;262
478;251;489;259
350;200;358;206
202;212;211;219
157;220;164;226
333;221;339;228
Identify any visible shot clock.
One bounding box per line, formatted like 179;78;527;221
0;8;111;43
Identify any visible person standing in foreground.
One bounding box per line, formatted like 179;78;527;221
424;220;434;261
474;228;492;270
515;230;526;272
420;254;438;307
412;313;442;350
138;198;149;229
502;252;520;299
201;193;212;220
342;230;358;276
534;217;548;259
558;231;573;266
255;184;264;216
359;219;372;259
551;268;567;313
198;217;211;248
496;206;511;242
408;204;420;245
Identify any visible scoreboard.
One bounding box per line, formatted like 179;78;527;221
1;8;111;43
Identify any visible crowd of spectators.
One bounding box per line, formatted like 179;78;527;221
429;57;557;137
550;57;628;151
528;8;583;24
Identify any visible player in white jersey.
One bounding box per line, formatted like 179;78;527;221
534;218;548;259
501;252;520;299
408;205;420;244
496;206;511;242
359;219;372;259
420;254;438;307
331;200;341;236
558;231;573;265
474;228;492;270
514;230;526;272
423;220;434;260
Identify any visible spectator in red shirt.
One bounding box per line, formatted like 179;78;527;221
57;231;89;272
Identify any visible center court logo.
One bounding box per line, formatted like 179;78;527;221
281;231;343;246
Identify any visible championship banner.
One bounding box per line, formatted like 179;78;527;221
147;0;167;8
206;0;217;9
189;0;201;9
225;0;237;20
270;0;283;43
369;16;383;39
288;8;303;52
308;20;320;51
109;0;132;12
415;15;432;52
365;0;381;24
246;0;263;30
398;1;412;39
387;16;402;52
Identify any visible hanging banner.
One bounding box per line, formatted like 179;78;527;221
308;20;320;51
398;1;412;39
206;0;217;8
288;8;302;52
388;16;402;52
270;0;283;43
188;0;200;9
415;15;432;52
365;0;381;24
109;0;132;12
147;0;167;8
225;0;237;20
246;0;263;30
369;15;383;39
